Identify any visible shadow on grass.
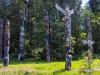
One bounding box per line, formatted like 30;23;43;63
53;69;95;75
9;58;50;65
53;69;66;75
0;58;51;65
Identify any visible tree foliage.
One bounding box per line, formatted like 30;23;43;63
0;0;100;60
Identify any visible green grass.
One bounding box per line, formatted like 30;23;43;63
0;59;100;75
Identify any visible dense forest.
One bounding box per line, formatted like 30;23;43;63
0;0;100;75
0;0;100;61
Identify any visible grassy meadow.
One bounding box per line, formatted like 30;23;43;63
0;59;100;75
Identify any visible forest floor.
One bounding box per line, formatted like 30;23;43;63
0;59;100;75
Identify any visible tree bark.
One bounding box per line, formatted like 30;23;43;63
44;9;51;62
18;0;29;60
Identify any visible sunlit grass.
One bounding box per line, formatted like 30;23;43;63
0;59;100;75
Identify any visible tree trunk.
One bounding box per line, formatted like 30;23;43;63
18;0;29;60
44;9;51;62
